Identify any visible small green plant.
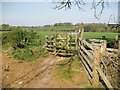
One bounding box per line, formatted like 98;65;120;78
56;58;74;79
12;48;35;61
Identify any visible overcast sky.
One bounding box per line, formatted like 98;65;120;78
1;1;119;26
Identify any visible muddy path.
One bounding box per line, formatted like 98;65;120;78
2;53;90;88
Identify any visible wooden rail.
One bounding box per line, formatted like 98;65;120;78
78;38;114;89
97;67;113;88
77;28;115;89
45;33;76;56
44;29;119;89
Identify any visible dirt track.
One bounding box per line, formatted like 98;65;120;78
2;53;90;88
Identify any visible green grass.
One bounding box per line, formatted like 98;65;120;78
35;31;55;46
34;30;67;46
83;32;118;41
32;26;72;31
0;32;2;37
35;31;118;46
55;57;81;79
1;31;118;47
1;31;117;48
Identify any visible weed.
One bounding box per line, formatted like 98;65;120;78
12;48;35;61
55;57;81;79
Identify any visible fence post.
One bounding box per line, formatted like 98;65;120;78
45;36;49;46
118;40;120;59
101;40;107;56
67;34;70;50
92;45;101;87
53;34;57;55
75;30;78;50
80;28;84;39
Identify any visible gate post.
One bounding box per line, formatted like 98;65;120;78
101;40;107;56
66;34;70;50
92;45;101;87
118;40;120;71
75;30;78;50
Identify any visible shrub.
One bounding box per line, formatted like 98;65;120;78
2;30;42;61
2;30;38;48
12;48;35;61
2;32;10;45
11;30;37;49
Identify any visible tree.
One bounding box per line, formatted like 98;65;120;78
1;24;10;30
54;0;109;20
53;22;73;27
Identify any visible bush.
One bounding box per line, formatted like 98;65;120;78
12;48;35;61
11;30;37;49
2;30;43;61
2;30;38;48
2;32;10;45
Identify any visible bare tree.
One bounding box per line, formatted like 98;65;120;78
53;0;109;20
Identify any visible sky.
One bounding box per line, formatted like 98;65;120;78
0;1;119;26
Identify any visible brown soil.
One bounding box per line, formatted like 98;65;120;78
1;53;90;88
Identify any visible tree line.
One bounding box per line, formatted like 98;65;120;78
0;23;117;32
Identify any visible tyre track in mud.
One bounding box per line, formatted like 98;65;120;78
3;56;65;89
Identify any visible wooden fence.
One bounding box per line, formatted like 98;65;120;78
44;29;119;89
44;33;76;56
77;29;119;89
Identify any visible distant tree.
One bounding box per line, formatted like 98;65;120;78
44;25;51;27
63;22;73;26
1;24;10;30
53;22;73;27
83;23;110;32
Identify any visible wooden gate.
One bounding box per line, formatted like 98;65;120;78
44;29;119;89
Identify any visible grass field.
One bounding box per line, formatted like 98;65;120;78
32;26;72;31
34;31;118;46
1;30;118;46
83;32;118;41
35;31;56;46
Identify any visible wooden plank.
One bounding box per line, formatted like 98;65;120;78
78;53;92;84
107;48;118;53
75;30;78;50
56;38;67;40
70;43;75;45
100;59;107;70
46;40;54;43
47;45;54;48
82;39;93;50
46;48;54;51
97;67;113;89
78;52;92;78
57;53;73;56
88;39;105;43
79;49;92;70
80;45;93;60
81;28;84;38
118;40;120;71
66;34;70;50
92;46;100;87
101;40;107;55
